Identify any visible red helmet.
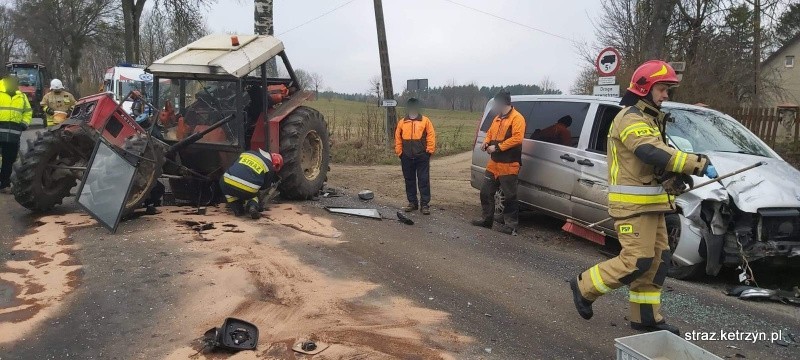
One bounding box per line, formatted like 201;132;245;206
627;60;680;96
271;153;283;171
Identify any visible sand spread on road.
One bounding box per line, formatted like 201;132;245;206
154;204;469;359
0;213;94;344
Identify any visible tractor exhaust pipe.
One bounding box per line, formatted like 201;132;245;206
165;115;234;156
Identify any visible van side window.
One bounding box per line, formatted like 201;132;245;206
588;105;621;153
480;101;536;132
527;101;589;147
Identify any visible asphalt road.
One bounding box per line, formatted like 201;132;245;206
0;140;798;359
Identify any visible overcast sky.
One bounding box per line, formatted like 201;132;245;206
206;0;603;94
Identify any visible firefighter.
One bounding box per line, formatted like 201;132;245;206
41;79;76;127
220;149;282;219
569;60;718;334
395;97;436;215
471;90;525;235
0;75;32;194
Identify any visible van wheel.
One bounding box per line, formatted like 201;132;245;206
666;214;704;280
493;190;505;223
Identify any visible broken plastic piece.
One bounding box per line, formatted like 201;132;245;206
358;190;375;200
202;317;259;352
292;340;329;355
326;207;382;219
397;211;414;225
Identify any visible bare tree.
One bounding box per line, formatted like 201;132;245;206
0;6;20;65
294;69;313;90
539;76;558;94
310;72;324;97
121;0;147;63
570;66;597;95
369;76;382;104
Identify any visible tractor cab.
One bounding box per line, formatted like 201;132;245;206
5;62;49;118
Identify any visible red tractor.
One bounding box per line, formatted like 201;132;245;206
5;62;49;118
12;35;330;231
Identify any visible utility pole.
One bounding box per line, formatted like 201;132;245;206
255;0;278;76
752;0;761;108
372;0;397;144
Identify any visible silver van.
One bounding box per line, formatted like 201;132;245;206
471;95;800;279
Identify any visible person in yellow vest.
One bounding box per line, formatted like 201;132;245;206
569;60;718;335
394;98;436;215
41;79;76;126
0;75;32;193
472;90;525;235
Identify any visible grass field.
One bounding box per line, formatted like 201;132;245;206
309;98;482;165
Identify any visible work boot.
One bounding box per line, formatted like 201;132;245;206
630;321;680;335
420;205;431;215
471;218;492;229
403;203;418;212
145;205;158;215
229;202;245;217
569;277;594;320
0;186;11;194
498;224;517;236
247;203;261;220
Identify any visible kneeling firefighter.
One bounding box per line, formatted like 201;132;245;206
220;149;283;219
569;60;718;334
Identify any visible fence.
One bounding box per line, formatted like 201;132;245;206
723;107;800;146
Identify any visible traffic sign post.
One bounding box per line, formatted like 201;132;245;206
595;47;621;76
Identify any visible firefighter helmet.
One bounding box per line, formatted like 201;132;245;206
627;60;679;96
270;153;283;171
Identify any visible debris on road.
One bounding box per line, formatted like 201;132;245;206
201;317;259;352
397;211;414;225
726;285;800;306
358;190;375;200
292;340;329;355
326;207;383;220
321;186;344;198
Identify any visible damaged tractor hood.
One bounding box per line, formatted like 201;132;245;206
680;152;800;214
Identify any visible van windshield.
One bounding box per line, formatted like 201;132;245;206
663;108;772;158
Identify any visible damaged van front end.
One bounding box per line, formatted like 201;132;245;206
671;153;800;279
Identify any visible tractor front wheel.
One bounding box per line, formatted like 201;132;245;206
12;130;86;212
278;106;330;199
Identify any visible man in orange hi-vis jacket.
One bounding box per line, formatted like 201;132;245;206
472;90;525;235
395;98;436;215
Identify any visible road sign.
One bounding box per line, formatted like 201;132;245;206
381;99;397;107
595;47;622;76
598;76;616;85
669;62;686;72
407;79;429;91
593;85;620;97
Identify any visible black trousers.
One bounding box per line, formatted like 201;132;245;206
479;171;519;228
0;141;19;188
400;153;431;206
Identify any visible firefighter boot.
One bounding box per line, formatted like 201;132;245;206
471;218;492;229
630;321;680;335
247;200;261;220
569;277;593;320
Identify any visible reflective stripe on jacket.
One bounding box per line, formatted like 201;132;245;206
483;107;525;177
41;91;76;126
607;100;709;218
223;150;276;194
0;80;32;143
394;115;436;158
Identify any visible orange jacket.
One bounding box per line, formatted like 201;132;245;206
483;107;525;177
395;115;436;157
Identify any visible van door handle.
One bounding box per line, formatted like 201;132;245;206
560;154;576;162
577;159;594;167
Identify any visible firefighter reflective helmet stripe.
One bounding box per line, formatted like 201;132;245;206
50;79;64;90
627;60;679;96
589;265;611;294
630;290;661;304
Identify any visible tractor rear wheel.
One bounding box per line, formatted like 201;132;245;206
12;130;85;212
121;134;166;215
278;106;330;200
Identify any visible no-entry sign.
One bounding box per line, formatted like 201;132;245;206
595;47;622;76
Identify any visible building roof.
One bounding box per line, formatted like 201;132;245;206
146;34;284;79
763;31;800;66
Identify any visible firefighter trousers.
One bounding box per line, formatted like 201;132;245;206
577;213;671;325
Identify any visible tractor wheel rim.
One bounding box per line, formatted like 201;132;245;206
302;130;323;181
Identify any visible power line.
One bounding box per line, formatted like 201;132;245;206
440;0;580;45
278;0;361;36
